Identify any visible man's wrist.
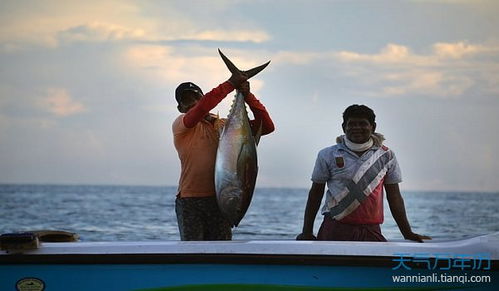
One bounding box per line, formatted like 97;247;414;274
225;79;235;89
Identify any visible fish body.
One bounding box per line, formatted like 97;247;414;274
214;49;269;227
215;92;257;227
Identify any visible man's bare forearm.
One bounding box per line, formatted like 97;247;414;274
302;183;325;234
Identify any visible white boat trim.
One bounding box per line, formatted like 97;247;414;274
2;232;498;259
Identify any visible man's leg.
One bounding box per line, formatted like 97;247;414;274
175;197;204;241
203;197;232;240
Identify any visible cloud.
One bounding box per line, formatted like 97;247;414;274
0;1;143;49
58;22;146;43
58;24;269;44
121;41;498;101
182;29;270;43
273;41;498;99
273;51;323;65
432;41;498;58
337;44;414;64
334;43;483;66
123;45;268;116
377;70;474;98
0;1;270;50
39;88;86;117
336;42;499;98
123;45;223;85
123;45;268;87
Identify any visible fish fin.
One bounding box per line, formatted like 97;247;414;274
236;143;246;176
254;121;263;146
244;61;271;79
218;49;241;75
218;49;270;80
218;119;226;137
236;143;254;191
218;124;224;137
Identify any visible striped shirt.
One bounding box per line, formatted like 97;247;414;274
311;141;402;224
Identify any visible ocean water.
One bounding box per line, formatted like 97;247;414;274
1;184;498;242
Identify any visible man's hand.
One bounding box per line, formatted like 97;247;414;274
297;182;325;242
404;232;432;243
228;71;247;89
239;81;250;97
296;232;317;240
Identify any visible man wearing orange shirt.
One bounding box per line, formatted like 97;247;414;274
172;73;274;241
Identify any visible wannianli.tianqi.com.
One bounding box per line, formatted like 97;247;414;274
392;273;492;284
390;252;493;287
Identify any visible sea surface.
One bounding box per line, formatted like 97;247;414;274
1;184;498;242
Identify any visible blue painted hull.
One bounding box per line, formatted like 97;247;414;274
2;263;497;290
2;234;498;290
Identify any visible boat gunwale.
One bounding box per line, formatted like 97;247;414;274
1;234;498;270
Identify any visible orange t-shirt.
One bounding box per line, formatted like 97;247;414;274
172;115;225;198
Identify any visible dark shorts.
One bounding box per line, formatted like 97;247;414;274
317;215;387;242
175;196;232;241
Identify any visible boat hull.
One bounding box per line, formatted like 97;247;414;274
2;234;498;290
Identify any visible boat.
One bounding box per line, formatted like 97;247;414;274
1;232;498;290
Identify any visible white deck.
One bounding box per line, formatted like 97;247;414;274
3;232;498;259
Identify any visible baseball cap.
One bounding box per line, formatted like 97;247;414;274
175;82;203;103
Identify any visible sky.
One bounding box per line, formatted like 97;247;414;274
1;0;498;192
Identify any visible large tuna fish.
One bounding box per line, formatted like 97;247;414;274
215;49;270;227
